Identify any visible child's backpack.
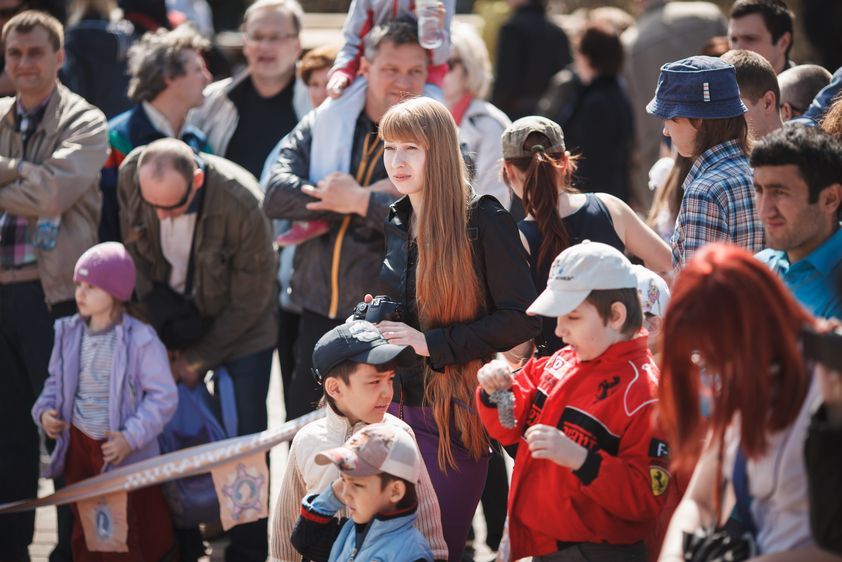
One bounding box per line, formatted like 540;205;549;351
158;368;237;528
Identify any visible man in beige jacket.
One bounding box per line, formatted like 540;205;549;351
0;10;107;560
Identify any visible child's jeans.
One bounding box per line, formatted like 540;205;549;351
65;425;176;562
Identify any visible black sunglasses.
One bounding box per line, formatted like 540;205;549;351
141;182;192;211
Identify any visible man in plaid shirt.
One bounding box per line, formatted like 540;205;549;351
646;56;765;269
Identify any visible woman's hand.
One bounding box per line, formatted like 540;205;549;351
477;359;514;394
378;320;429;356
524;424;588;469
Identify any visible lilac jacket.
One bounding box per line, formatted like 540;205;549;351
32;314;178;478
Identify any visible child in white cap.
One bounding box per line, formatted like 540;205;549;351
290;423;433;562
475;241;671;561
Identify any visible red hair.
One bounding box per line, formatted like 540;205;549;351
658;244;812;470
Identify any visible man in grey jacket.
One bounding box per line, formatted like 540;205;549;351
0;11;107;561
263;19;426;420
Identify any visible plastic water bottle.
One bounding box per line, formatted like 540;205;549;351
33;217;60;250
416;0;443;50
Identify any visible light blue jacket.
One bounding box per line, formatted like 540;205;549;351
303;485;433;562
32;313;177;478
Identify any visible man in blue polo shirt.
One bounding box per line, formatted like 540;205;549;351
752;125;842;318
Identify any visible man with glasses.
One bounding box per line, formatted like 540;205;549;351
188;0;307;179
118;138;277;562
98;24;211;242
0;11;107;561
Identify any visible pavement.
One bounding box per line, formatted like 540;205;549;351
28;355;500;561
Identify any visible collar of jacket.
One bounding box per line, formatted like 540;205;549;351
2;82;68;137
324;402;368;439
388;195;414;235
360;504;419;544
60;312;155;347
567;332;650;368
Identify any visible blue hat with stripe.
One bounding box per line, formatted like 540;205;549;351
646;56;747;120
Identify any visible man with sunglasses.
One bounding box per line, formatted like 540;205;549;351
0;10;107;562
117;138;277;562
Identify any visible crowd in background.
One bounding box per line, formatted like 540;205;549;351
0;0;841;561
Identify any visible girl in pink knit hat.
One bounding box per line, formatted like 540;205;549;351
32;242;179;561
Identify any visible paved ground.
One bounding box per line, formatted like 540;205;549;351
29;355;500;561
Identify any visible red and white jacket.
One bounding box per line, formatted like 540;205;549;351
477;335;671;560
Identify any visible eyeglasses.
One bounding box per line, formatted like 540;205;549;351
447;58;462;71
245;32;298;45
141;183;192;211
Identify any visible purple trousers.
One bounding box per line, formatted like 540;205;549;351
390;403;490;562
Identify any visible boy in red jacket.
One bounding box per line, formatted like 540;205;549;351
476;242;670;561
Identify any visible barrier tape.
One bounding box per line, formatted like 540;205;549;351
0;409;325;514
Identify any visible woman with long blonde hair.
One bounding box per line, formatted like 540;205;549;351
374;97;540;561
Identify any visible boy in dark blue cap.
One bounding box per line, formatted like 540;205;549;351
647;55;765;269
269;321;448;562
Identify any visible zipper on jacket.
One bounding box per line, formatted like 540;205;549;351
327;133;384;318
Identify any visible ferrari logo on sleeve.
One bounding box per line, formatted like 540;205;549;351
649;466;670;496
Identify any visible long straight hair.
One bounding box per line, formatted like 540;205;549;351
658;245;811;491
504;133;578;272
380;97;487;470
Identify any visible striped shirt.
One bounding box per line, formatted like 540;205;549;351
72;325;119;440
671;139;765;269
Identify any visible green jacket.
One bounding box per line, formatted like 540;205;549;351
118;150;277;373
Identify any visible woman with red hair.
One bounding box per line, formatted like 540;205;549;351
657;244;834;561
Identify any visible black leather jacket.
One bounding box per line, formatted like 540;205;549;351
263;110;397;319
377;195;541;406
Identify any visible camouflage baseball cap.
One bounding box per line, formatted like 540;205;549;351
501;116;566;159
315;423;422;483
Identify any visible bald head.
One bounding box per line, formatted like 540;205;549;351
778;64;832;121
137;139;203;219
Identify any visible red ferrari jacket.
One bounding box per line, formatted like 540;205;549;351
476;335;671;559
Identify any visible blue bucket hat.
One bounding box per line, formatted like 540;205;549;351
646;56;747;120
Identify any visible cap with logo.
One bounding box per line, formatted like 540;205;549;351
501;115;566;160
311;320;413;382
315;423;422;483
646;55;747;120
632;265;670;318
527;241;638;317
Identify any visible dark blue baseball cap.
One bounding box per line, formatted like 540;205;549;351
646;56;747;120
311;321;414;382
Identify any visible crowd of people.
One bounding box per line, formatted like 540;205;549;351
0;0;840;561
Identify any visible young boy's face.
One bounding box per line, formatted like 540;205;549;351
340;473;398;524
332;364;395;425
555;300;624;361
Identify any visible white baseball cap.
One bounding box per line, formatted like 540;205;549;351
633;265;670;317
527;241;638;317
